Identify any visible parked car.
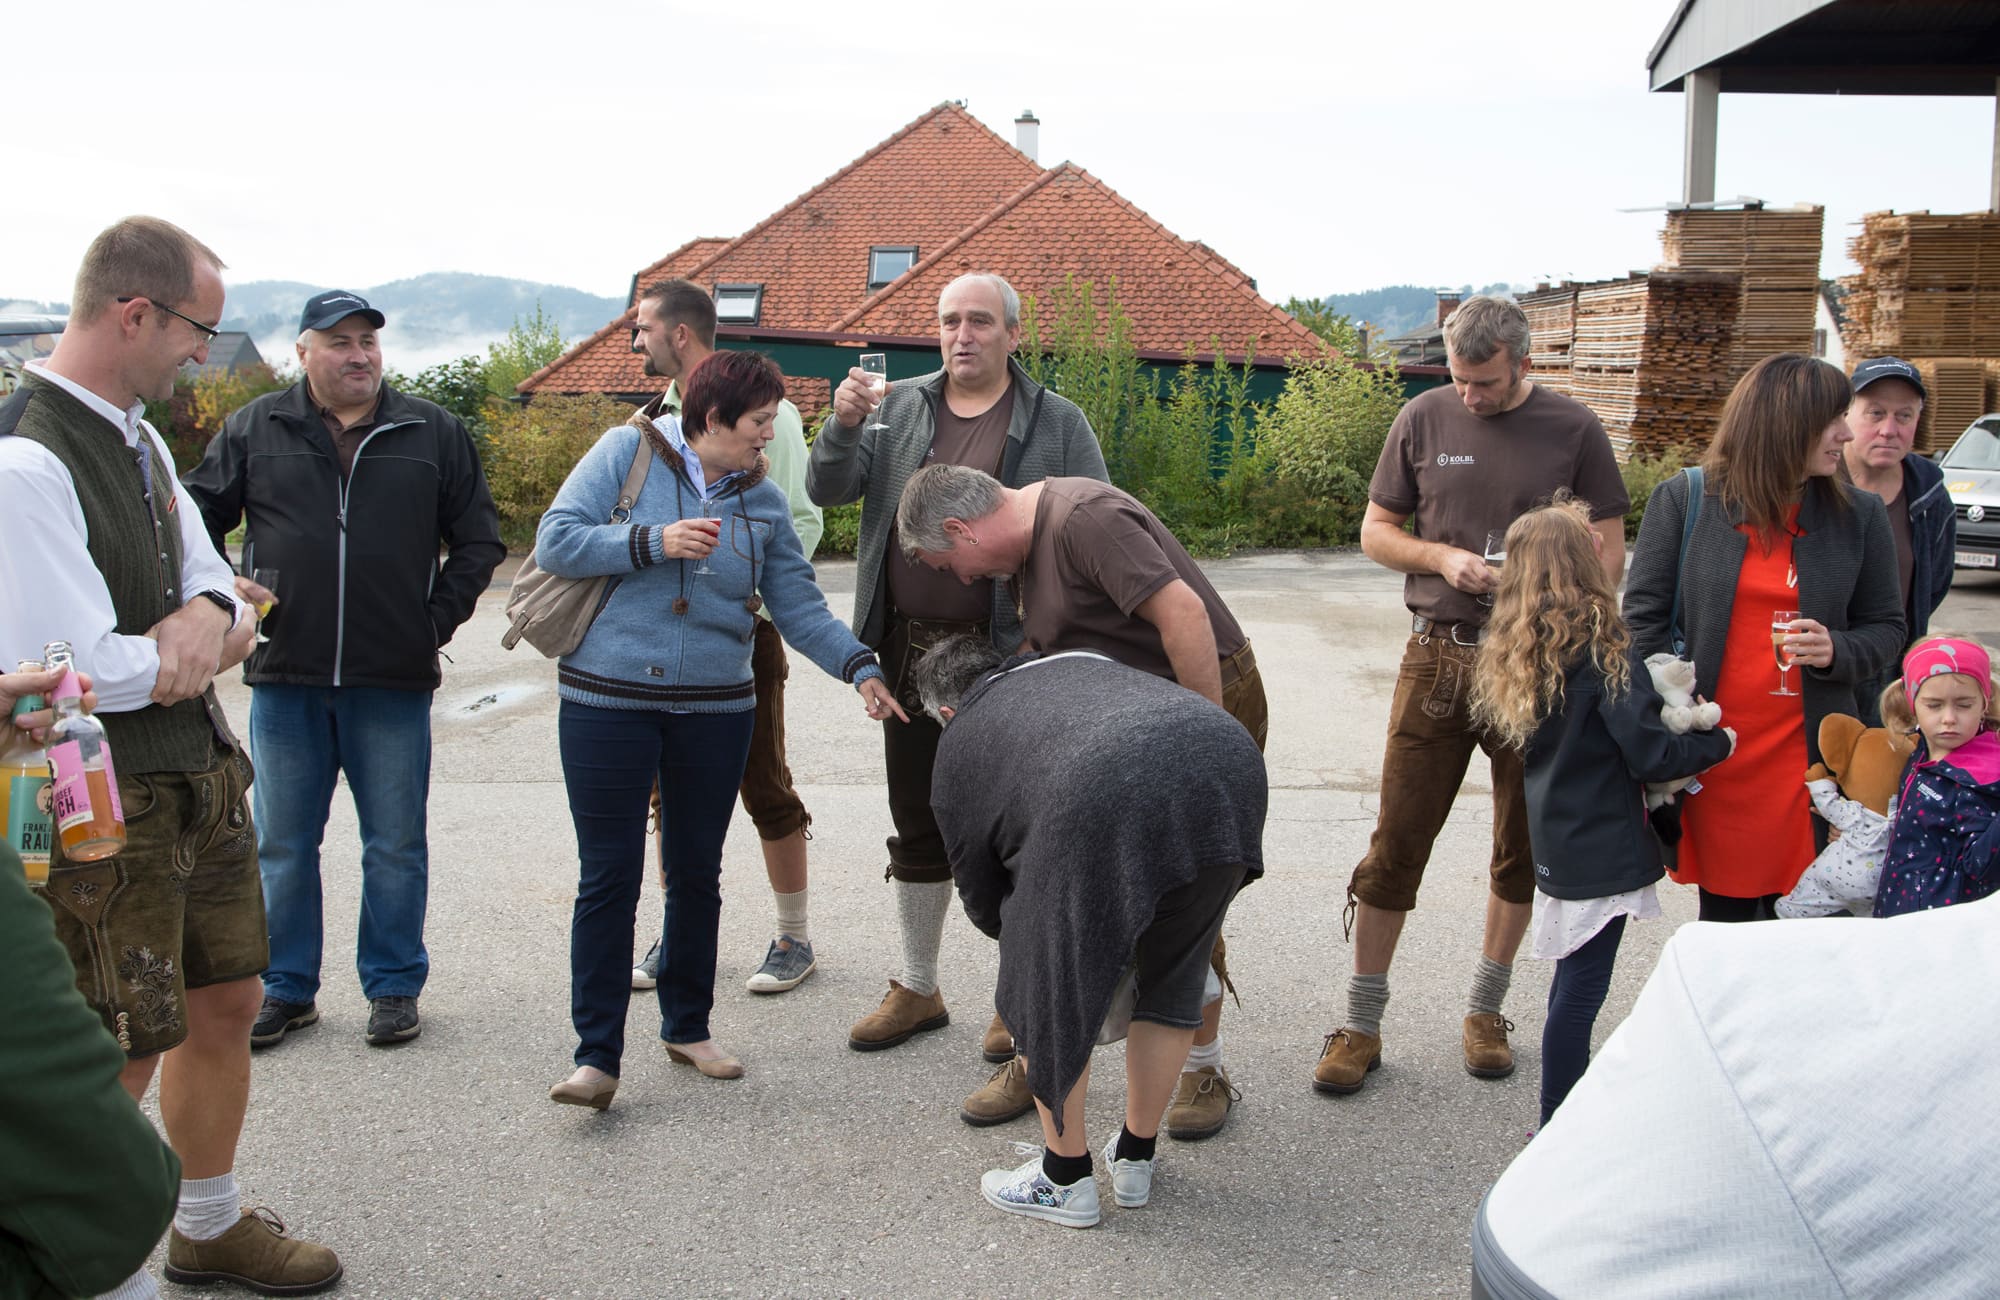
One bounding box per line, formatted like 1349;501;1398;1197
1940;413;2000;572
0;314;65;396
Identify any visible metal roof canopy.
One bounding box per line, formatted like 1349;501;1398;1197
1647;0;2000;208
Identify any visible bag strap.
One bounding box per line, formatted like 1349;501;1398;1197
1668;466;1704;657
607;435;655;524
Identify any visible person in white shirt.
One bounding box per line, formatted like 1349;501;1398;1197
0;216;341;1297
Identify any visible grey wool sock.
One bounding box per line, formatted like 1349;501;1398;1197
1344;972;1389;1037
1468;955;1513;1017
893;879;954;997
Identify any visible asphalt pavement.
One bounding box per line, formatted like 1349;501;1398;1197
142;553;2000;1299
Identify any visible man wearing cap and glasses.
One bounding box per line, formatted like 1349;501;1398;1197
183;288;504;1054
1842;356;1955;724
0;216;342;1297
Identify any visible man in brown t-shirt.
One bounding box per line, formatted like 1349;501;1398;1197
1317;296;1628;1099
897;464;1268;1139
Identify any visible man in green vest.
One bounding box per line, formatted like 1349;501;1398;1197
0;217;342;1296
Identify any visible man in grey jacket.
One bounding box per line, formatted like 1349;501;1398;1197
807;272;1107;1123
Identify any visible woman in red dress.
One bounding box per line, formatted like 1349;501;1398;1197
1622;355;1906;920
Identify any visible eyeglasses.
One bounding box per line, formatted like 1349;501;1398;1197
116;296;221;344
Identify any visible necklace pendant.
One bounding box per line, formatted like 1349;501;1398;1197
672;597;689;616
744;595;763;615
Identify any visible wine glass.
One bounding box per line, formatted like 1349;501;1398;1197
1771;609;1801;696
858;353;890;431
1477;530;1506;606
252;568;280;643
693;505;724;575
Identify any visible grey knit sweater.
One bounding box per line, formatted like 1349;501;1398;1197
929;653;1267;1127
805;358;1107;649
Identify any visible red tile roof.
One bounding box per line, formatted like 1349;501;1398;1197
524;102;1316;395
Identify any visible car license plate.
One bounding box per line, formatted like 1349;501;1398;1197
1957;551;1996;568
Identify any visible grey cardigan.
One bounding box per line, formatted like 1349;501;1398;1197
806;357;1108;648
1623;472;1905;766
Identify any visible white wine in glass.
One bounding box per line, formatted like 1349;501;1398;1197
253;568;280;643
859;353;890;431
1771;610;1800;696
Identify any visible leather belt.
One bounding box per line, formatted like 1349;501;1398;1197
1219;642;1257;689
1412;614;1485;647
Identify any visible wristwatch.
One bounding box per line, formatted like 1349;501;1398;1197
195;589;237;620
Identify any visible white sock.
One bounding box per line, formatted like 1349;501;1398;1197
893;879;953;997
96;1270;161;1300
1183;1037;1224;1073
173;1172;239;1242
774;887;809;942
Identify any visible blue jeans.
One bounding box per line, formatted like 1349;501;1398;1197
1539;913;1626;1127
250;685;434;1004
560;701;753;1075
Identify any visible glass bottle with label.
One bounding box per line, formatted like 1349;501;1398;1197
2;658;54;886
41;641;125;861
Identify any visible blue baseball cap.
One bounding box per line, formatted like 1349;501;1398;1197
1850;356;1925;400
298;290;385;334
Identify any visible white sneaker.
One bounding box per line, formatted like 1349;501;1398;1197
979;1146;1100;1228
1101;1130;1155;1207
631;939;661;991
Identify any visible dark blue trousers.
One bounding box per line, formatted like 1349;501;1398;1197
1539;913;1626;1127
559;701;754;1074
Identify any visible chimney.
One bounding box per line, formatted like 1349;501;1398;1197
1015;110;1040;163
1436;291;1461;327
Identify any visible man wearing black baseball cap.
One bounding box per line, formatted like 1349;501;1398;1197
183;289;503;1051
1843;356;1955;723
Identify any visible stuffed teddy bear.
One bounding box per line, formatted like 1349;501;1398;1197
1643;653;1723;811
1776;711;1916;918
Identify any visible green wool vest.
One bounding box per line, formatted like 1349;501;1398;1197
6;375;233;773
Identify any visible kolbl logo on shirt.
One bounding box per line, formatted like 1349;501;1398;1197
1436;453;1475;467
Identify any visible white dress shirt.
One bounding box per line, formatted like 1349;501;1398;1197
0;362;246;712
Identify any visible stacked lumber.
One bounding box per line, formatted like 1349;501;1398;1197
1842;212;2000;356
1661;206;1822;373
1913;358;1989;454
1519;285;1576;395
1565;271;1740;461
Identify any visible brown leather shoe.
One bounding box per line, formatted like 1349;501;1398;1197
1463;1013;1516;1078
847;980;949;1051
1165;1065;1239;1140
960;1055;1035;1126
981;1011;1015;1063
1313;1028;1382;1095
165;1207;343;1295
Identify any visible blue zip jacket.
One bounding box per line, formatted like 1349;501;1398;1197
536;416;880;711
1877;728;2000;917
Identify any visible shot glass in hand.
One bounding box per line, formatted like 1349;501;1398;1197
252;568;280;643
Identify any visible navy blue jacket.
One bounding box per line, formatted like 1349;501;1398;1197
1878;729;2000;917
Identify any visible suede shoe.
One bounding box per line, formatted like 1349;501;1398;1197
249;997;317;1050
365;995;420;1046
165;1207;342;1296
1164;1065;1239;1140
1313;1028;1382;1095
960;1055;1035;1126
847;980;949;1051
1464;1013;1516;1078
981;1012;1015;1063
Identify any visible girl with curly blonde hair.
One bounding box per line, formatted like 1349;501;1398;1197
1470;497;1735;1126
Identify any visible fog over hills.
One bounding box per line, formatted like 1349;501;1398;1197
5;273;625;372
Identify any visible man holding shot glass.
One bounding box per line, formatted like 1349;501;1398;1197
184;290;504;1050
808;273;1107;1125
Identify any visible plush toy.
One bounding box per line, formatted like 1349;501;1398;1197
1643;654;1723;811
1776;711;1917;918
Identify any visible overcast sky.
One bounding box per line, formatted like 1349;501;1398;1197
8;1;1993;309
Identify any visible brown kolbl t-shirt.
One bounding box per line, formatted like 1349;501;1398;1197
1017;478;1247;681
887;386;1016;623
1368;382;1629;626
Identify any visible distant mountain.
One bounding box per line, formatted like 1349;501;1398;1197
1316;283;1514;341
4;273;626;372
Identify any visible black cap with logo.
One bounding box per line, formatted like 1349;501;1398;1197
1850;356;1926;401
298;290;386;334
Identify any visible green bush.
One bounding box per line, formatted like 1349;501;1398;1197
1621;442;1702;539
818;502;862;557
484;393;631;546
145;363;292;468
1253;351;1406;543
